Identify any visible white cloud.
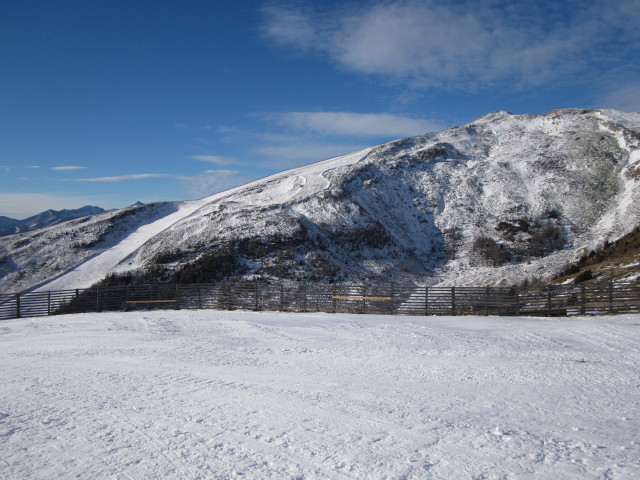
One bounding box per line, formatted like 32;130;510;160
255;143;366;169
599;84;640;112
74;174;175;182
276;111;443;137
2;165;41;171
191;155;240;166
174;123;216;131
262;1;640;88
0;193;112;220
179;170;258;199
243;111;439;170
213;120;372;170
52;165;87;171
261;5;317;51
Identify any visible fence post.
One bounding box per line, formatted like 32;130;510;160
451;286;456;316
48;291;51;316
425;286;429;315
15;293;20;319
124;286;130;311
254;281;259;311
485;287;490;316
332;284;337;313
580;285;586;315
279;284;285;311
546;285;553;317
198;286;202;309
302;282;307;313
609;282;614;314
362;285;367;314
390;285;395;315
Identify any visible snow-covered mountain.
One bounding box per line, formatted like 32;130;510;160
1;108;640;293
0;206;105;237
0;216;20;230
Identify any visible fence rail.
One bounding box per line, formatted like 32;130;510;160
2;280;640;321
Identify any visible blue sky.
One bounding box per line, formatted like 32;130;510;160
1;0;639;218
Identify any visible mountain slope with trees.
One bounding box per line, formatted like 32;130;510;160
1;108;639;293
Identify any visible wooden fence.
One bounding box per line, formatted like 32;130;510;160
2;281;640;321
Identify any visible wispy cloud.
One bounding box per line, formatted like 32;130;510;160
179;169;258;198
262;1;640;89
174;123;216;131
74;173;175;182
191;155;241;166
599;83;640;112
254;143;367;169
2;165;41;171
261;4;318;51
52;165;87;171
274;111;443;137
207;110;440;172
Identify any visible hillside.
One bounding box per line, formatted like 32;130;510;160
1;108;640;293
552;225;640;285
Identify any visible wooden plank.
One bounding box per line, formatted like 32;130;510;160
332;295;393;301
125;300;177;304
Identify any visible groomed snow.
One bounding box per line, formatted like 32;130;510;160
35;200;213;292
1;311;639;479
29;148;372;293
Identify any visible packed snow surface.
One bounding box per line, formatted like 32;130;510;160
38;199;213;291
1;310;639;479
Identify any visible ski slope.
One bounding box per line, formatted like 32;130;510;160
2;310;639;479
34;200;212;291
31;149;372;293
4;109;640;293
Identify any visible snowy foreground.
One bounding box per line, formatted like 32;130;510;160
1;311;639;479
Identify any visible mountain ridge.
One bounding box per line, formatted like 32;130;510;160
1;108;640;293
0;206;106;237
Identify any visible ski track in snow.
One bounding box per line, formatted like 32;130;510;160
35;200;212;291
1;310;639;479
5;109;640;293
30;149;372;293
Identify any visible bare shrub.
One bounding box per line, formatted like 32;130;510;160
472;236;511;266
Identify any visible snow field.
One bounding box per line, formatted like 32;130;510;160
1;311;639;479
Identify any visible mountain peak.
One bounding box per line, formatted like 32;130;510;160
2;108;640;293
0;205;106;238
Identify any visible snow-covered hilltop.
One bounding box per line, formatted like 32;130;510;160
1;108;640;293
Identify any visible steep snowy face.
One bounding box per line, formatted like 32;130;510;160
1;108;639;292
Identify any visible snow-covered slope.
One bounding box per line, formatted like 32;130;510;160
1;108;640;292
2;310;640;479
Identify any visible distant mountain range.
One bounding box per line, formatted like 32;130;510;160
0;206;105;237
1;108;640;293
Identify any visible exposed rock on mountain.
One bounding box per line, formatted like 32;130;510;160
1;108;639;293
